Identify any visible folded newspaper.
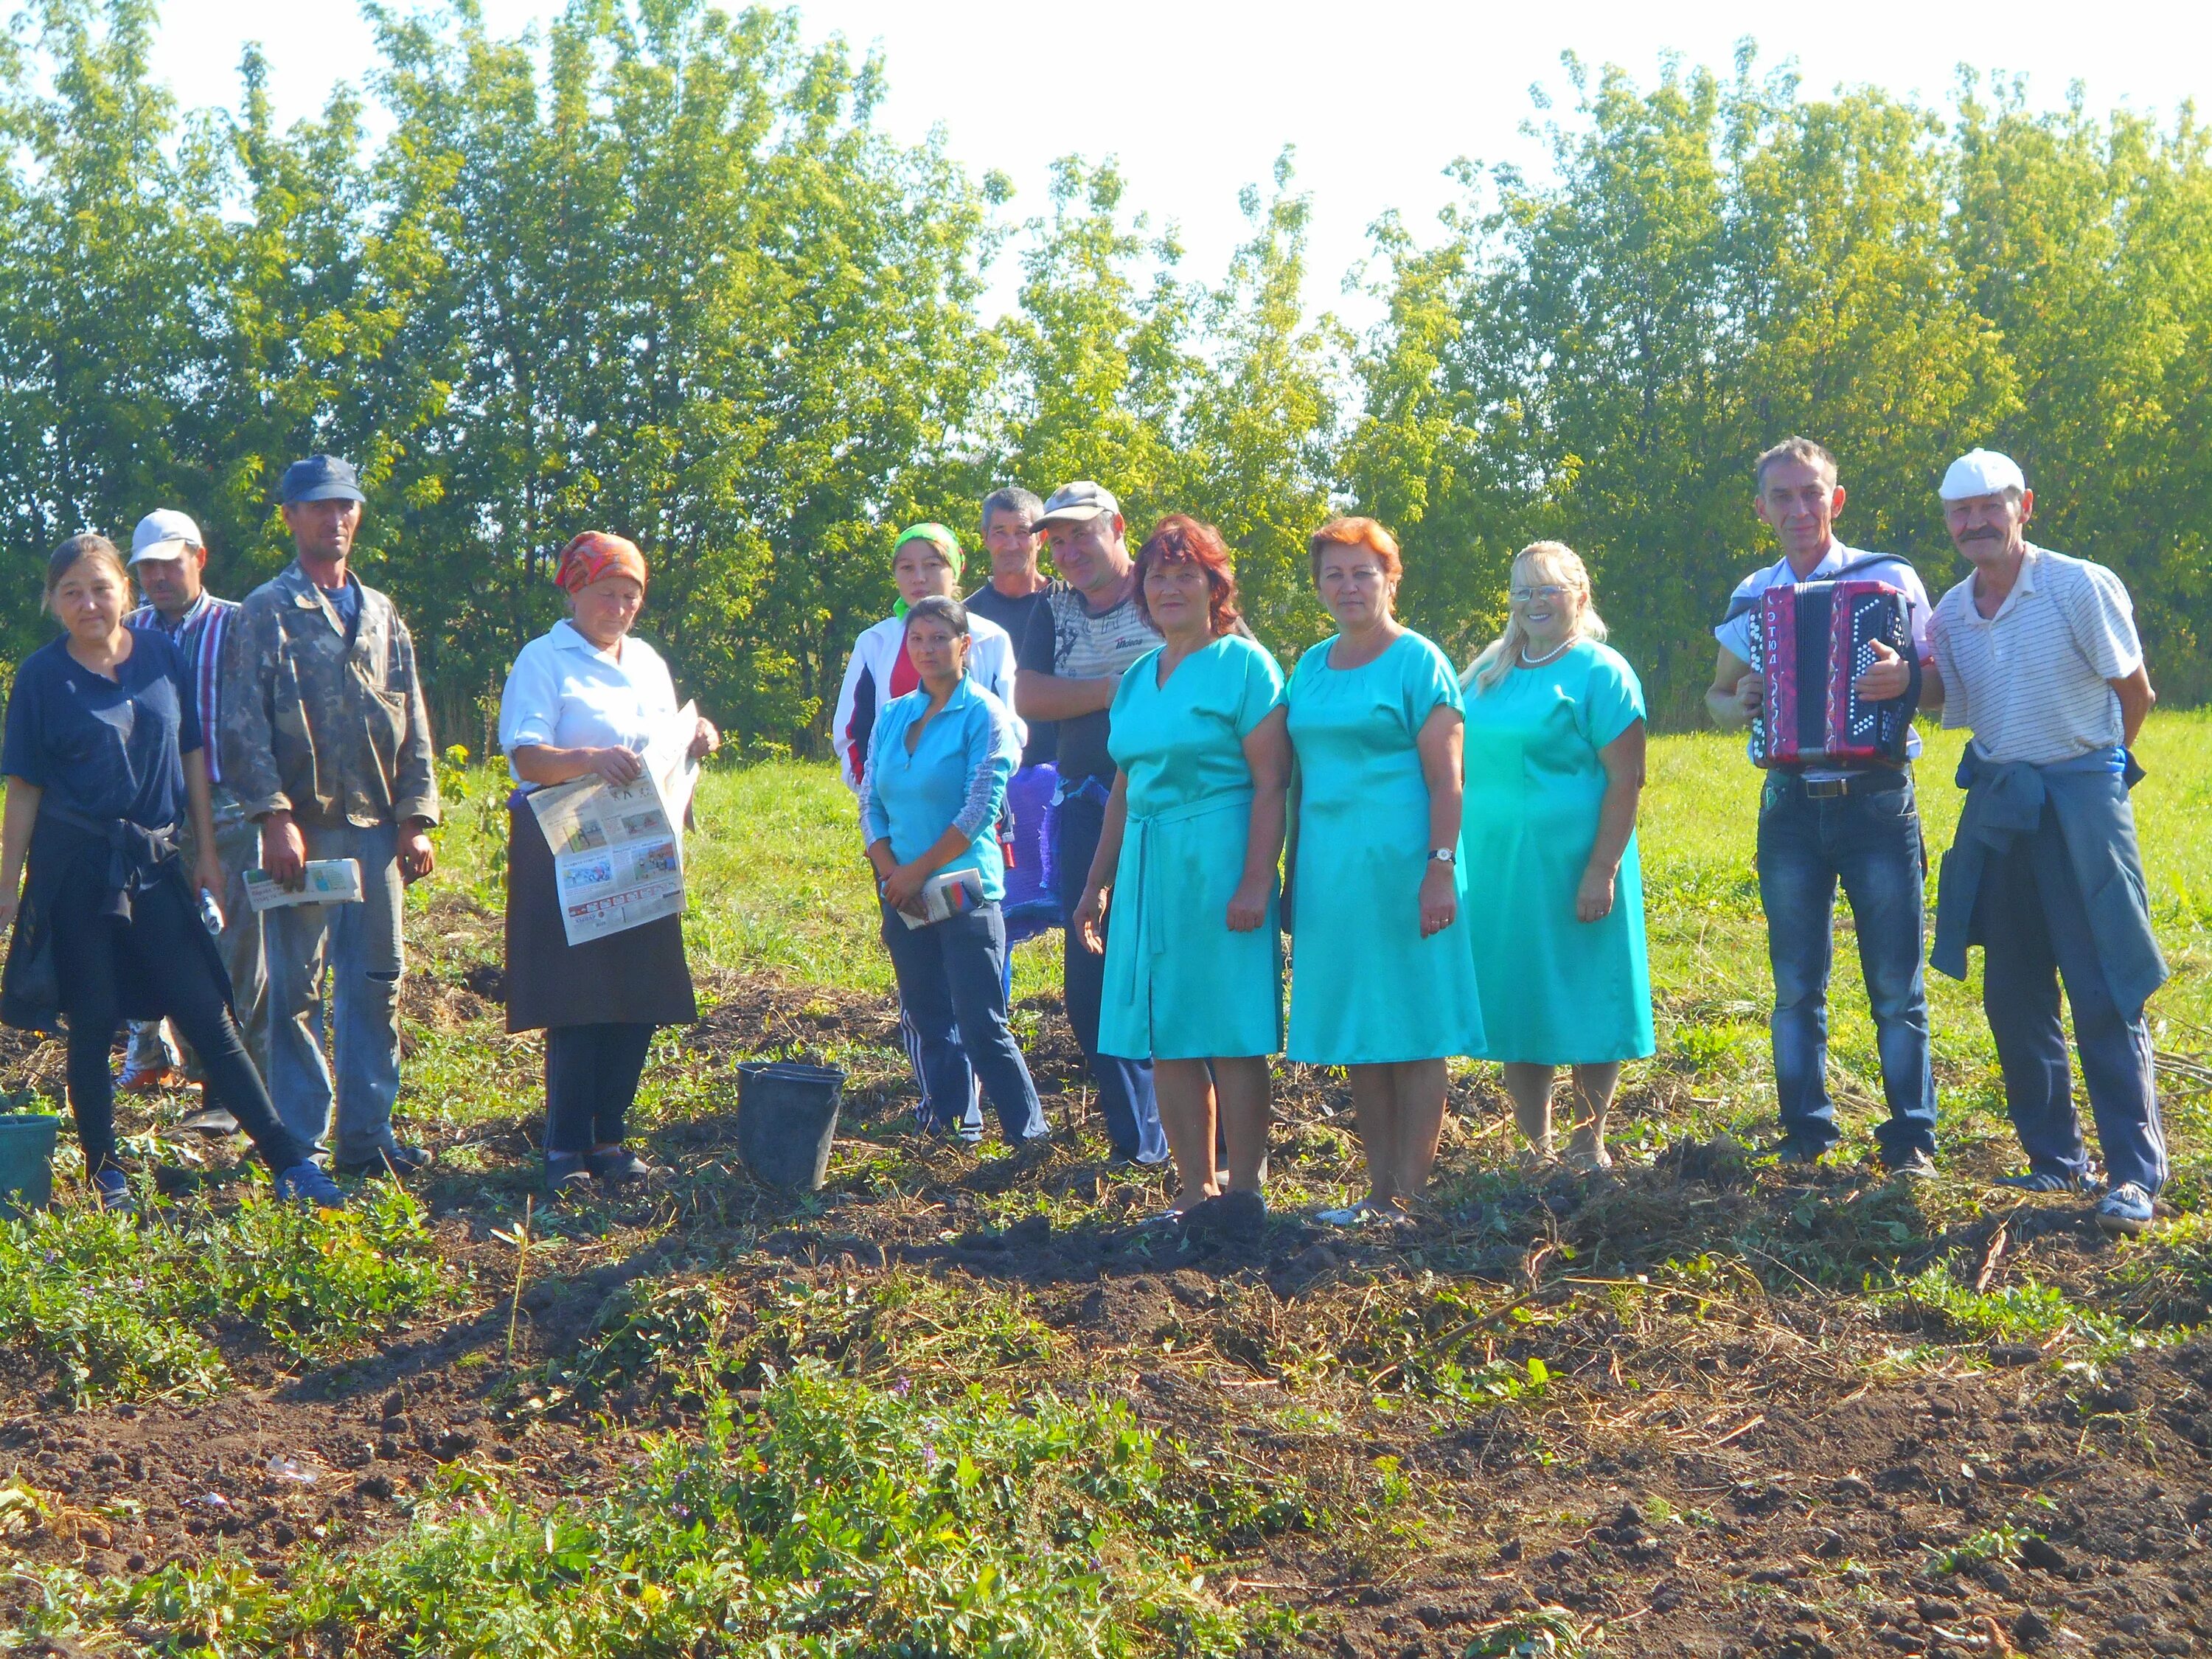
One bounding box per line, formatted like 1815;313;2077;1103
894;867;986;931
243;858;364;912
528;703;703;947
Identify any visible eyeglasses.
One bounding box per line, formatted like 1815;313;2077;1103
1509;584;1571;603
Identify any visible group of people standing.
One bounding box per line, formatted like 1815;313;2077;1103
0;431;2171;1243
1;457;442;1211
846;482;1655;1231
849;440;2169;1239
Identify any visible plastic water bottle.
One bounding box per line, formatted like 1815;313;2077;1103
198;892;225;936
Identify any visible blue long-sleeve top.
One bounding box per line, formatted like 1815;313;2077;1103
858;678;1019;902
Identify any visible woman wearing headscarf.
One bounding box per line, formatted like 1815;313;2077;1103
1285;518;1486;1227
860;596;1049;1148
1461;543;1652;1172
1074;516;1287;1228
499;532;720;1198
0;535;341;1212
834;524;1023;794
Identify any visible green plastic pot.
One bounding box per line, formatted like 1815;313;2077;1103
0;1113;60;1217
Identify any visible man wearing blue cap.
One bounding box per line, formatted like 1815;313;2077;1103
221;456;442;1178
1927;448;2166;1236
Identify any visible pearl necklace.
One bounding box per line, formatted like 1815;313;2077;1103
1519;637;1576;668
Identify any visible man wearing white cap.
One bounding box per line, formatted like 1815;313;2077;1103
116;510;260;1127
1927;448;2166;1236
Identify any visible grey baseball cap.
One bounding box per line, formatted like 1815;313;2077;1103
1033;481;1120;528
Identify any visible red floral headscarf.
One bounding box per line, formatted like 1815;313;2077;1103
554;531;648;594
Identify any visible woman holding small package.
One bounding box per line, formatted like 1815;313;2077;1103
499;532;720;1198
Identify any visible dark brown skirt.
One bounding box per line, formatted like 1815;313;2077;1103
505;798;697;1034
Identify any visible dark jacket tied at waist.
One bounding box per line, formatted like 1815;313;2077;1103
1932;745;2166;1020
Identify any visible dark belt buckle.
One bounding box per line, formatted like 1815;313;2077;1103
1801;777;1850;800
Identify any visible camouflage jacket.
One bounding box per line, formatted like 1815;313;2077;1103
220;562;442;830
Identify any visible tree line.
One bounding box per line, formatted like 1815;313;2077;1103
4;1;2208;745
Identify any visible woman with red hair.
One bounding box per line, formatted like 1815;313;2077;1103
498;532;721;1197
1074;516;1287;1229
1286;517;1485;1226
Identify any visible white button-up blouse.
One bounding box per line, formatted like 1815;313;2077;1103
498;619;681;786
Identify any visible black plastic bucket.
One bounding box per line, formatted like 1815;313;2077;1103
736;1062;845;1191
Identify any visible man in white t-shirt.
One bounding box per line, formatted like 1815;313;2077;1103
1926;448;2166;1236
1707;437;1941;1177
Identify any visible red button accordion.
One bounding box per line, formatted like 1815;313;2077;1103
1746;579;1921;768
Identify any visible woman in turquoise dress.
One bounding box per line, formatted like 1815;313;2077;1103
1286;517;1486;1227
1461;542;1652;1173
1076;516;1287;1227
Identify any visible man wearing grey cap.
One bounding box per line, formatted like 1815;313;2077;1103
1013;481;1168;1166
116;510;262;1127
1927;448;2166;1236
222;455;442;1179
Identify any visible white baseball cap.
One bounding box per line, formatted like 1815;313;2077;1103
129;508;205;563
1033;480;1121;528
1938;448;2027;501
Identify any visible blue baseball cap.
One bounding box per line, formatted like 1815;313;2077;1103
279;454;366;506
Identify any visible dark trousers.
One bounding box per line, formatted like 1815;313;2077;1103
1756;772;1938;1158
1051;791;1166;1164
544;1022;656;1155
1974;805;2166;1194
879;900;1047;1144
53;870;307;1178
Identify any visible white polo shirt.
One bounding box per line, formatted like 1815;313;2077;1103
498;619;680;784
1930;543;2142;766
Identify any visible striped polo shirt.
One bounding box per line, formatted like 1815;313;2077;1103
128;591;237;785
1930;543;2143;766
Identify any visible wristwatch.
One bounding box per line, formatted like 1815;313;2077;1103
1427;848;1456;864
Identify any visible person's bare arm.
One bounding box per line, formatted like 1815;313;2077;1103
1015;667;1120;723
1706;644;1759;731
183;749;224;903
0;777;43;930
511;743;644;788
2113;666;2155;747
1413;707;1463;939
1577;722;1646;923
1228;707;1290;932
1072;772;1132;954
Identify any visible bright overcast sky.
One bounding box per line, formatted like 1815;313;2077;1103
146;0;2210;330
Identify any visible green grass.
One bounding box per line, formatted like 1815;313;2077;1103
0;1182;462;1407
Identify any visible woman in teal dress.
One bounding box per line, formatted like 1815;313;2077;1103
1287;517;1486;1227
1076;516;1287;1226
1461;542;1652;1173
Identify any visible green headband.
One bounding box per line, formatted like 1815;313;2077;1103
892;523;963;616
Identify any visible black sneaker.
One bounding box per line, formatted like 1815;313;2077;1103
2000;1168;2098;1195
1187;1189;1268;1241
546;1153;595;1200
586;1147;658;1186
335;1144;434;1179
1882;1147;1938;1180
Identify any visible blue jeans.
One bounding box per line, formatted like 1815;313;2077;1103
262;820;406;1164
1972;804;2166;1194
1756;773;1937;1158
879;900;1048;1144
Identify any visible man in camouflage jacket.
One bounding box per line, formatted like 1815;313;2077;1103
221;455;442;1178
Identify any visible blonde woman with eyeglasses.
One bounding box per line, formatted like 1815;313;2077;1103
1461;543;1652;1172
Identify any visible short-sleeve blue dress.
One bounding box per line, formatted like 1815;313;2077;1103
1285;630;1486;1065
1099;633;1285;1060
1461;639;1654;1065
